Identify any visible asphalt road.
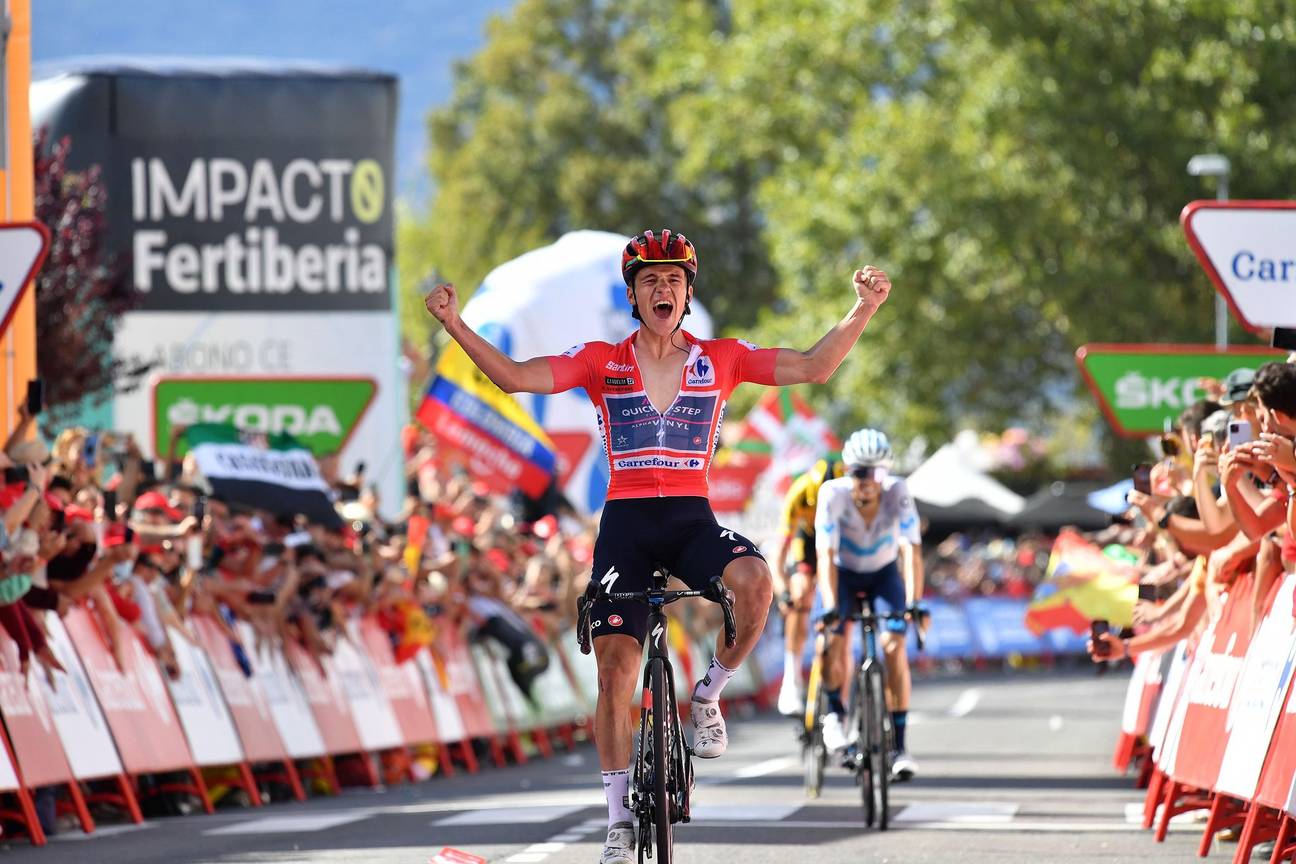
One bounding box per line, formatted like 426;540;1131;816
8;665;1220;863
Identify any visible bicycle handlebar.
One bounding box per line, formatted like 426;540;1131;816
815;605;930;653
575;573;738;655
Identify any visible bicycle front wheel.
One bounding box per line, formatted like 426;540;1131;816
864;663;891;831
650;658;673;864
803;681;827;798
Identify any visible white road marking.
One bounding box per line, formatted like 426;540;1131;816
1124;802;1209;825
204;812;373;835
526;842;566;852
690;803;801;821
51;822;157;841
435;805;586;826
734;755;798;778
548;833;585;842
895;801;1019;824
693;819;1200;833
1048;714;1064;731
505;854;548;863
948;688;982;717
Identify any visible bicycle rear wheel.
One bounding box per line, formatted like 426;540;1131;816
803;649;826;797
649;657;673;864
864;663;891;831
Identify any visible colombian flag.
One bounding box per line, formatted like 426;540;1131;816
417;342;557;498
1024;529;1139;635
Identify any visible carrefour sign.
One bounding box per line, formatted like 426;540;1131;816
1182;200;1296;331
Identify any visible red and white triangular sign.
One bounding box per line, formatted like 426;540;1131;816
1181;200;1296;332
0;222;51;340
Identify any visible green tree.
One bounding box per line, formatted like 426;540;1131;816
410;0;1296;461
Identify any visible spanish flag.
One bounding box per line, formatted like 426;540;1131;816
1024;530;1139;635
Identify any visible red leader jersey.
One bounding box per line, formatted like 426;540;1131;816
547;330;779;500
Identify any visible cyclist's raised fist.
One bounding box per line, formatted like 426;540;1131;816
853;266;891;310
424;283;459;325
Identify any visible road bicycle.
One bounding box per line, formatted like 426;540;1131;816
801;598;925;829
578;566;737;864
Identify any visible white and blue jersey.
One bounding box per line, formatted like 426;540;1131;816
814;474;922;573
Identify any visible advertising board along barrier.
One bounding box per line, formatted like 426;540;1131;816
163;624;263;806
413;647;477;775
38;612;142;823
193;617;303;800
281;637;369;787
1211;573;1296;863
0;626;93;834
234;622;327;762
62;607;213;812
355;617;439;750
1114;649;1168;773
326;628;404;753
434;625;502;765
1153;571;1255;844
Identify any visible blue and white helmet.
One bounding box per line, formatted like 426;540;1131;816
841;428;893;468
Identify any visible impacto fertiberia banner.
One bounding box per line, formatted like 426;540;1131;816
185;423;341;527
417;342;557;498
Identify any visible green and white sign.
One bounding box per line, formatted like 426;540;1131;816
154;377;377;457
1075;344;1283;437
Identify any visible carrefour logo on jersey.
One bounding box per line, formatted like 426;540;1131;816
686;355;715;387
128;155;391;312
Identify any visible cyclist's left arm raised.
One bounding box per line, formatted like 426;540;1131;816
766;266;892;386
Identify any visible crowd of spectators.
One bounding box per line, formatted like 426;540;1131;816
1086;357;1296;663
924;532;1054;601
0;413;599;713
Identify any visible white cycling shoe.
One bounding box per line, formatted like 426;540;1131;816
691;694;728;758
600;821;635;864
777;676;805;717
821;712;849;752
891;750;919;782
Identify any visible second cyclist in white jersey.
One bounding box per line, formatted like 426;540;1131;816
814;428;925;781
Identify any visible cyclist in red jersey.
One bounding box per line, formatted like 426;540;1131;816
426;229;891;864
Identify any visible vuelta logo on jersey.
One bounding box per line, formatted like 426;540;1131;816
604;376;635;387
686;355;715;387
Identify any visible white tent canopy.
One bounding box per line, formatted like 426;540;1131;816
905;433;1026;521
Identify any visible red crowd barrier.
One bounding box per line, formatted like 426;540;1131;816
1118;569;1296;863
0;601;775;848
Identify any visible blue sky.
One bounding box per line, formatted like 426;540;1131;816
32;0;516;202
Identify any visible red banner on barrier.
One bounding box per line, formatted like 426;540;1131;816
63;608;194;775
433;627;495;741
1170;571;1255;792
283;638;362;755
0;632;74;788
192;616;290;764
1216;573;1296;802
358;618;438;746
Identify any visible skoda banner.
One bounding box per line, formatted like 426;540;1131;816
1075;343;1283;437
31;60;404;513
153;376;377;458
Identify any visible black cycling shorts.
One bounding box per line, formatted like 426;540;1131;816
589;496;765;645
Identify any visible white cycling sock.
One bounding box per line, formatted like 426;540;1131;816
783;650;800;686
693;656;737;702
603;769;632;826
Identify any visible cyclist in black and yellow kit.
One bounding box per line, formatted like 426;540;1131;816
772;457;844;716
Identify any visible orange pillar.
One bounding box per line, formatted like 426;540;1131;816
0;0;36;439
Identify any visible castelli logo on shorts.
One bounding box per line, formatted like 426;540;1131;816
608;614;624;627
732;545;747;554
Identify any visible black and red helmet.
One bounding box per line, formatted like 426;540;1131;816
621;229;698;287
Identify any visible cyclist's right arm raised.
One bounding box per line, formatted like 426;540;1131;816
426;283;564;395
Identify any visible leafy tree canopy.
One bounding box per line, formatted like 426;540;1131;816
407;0;1296;457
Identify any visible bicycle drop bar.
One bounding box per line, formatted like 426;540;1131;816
819;606;929;653
575;574;738;655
